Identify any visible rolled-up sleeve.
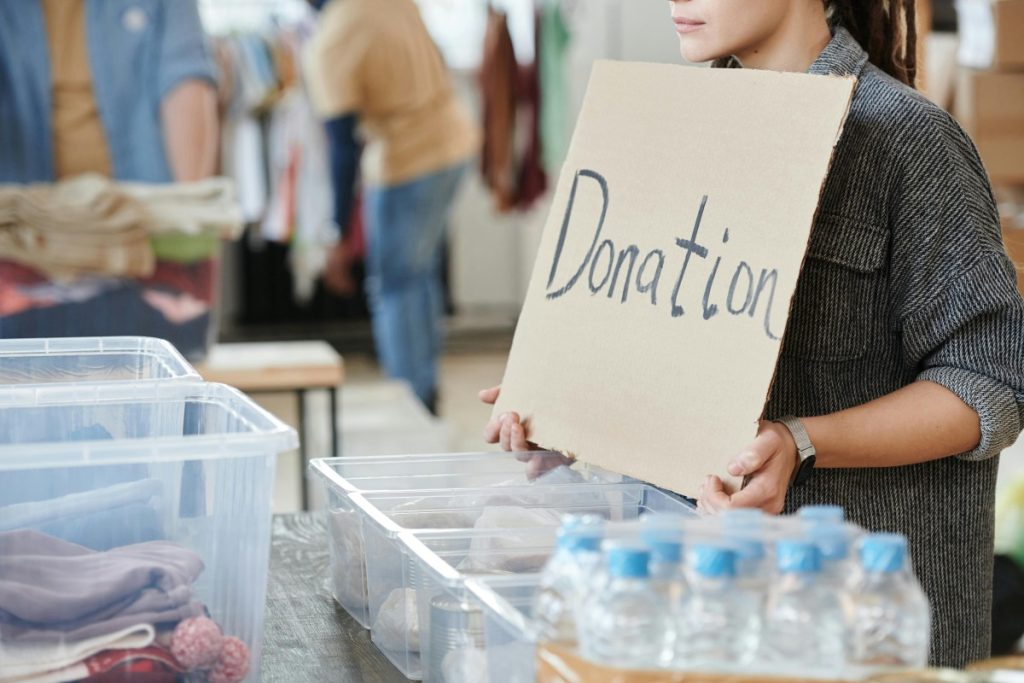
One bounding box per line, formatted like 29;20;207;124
891;108;1024;462
157;0;216;100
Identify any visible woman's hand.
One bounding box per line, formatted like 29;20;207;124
479;386;574;478
698;420;798;515
480;386;536;451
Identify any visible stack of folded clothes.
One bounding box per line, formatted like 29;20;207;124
0;531;250;683
0;174;244;358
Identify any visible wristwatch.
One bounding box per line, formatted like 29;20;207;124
774;415;816;486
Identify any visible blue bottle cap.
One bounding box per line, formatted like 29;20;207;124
808;524;849;562
722;510;766;561
556;515;604;553
776;539;823;574
733;536;765;561
860;533;908;574
722;508;765;524
690;544;737;578
606;543;651;579
559;514;604;533
640;518;684;564
798;505;845;524
647;538;683;565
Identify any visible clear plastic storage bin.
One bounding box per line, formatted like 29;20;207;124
312;451;625;494
0;336;197;387
310;452;627;630
0;381;297;683
465;573;542;683
361;485;695;680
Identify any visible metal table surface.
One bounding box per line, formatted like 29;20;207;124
262;513;407;683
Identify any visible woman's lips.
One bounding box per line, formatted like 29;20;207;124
672;17;705;34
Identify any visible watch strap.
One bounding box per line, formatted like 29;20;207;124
774;415;816;485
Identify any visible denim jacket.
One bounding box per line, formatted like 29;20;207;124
0;0;216;183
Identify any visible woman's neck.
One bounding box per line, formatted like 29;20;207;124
734;9;832;74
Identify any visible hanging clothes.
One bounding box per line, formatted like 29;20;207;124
514;9;547;211
539;2;572;175
479;8;519;212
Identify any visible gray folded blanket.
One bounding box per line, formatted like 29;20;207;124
0;530;204;643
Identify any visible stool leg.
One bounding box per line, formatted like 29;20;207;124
330;385;340;458
297;388;309;512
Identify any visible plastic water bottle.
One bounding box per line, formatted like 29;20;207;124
673;544;760;670
532;515;603;644
722;508;766;523
579;543;668;668
722;514;769;598
848;534;930;669
641;518;687;603
761;539;848;672
798;505;845;525
806;522;854;590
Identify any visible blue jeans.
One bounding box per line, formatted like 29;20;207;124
364;162;468;407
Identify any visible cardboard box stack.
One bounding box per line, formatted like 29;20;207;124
955;0;1024;185
955;0;1024;292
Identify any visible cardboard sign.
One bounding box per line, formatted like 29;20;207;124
494;61;855;496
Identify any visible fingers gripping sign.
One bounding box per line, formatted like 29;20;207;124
698;421;798;515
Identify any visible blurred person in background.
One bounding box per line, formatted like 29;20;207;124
0;0;218;183
305;0;480;415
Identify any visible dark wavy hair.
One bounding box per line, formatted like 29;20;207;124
829;0;918;87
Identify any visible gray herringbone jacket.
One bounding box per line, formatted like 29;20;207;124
724;28;1024;667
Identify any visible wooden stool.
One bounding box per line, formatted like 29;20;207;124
196;341;345;510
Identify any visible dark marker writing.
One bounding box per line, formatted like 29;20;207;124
545;168;785;341
670;195;710;318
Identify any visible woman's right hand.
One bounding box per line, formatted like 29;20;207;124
480;386;535;451
479;385;575;479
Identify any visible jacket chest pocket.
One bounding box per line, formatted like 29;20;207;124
781;214;888;362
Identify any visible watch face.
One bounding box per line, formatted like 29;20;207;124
794;455;816;486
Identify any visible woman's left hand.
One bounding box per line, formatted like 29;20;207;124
698;420;799;515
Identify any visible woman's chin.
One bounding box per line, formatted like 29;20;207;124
677;37;723;65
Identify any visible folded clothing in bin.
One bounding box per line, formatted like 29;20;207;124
0;479;164;552
0;530;203;643
329;466;591;616
0;423;165;552
0;530;251;683
457;506;563;574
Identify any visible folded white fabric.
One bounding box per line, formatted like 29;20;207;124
120;177;244;239
372;588;419;654
0;623;154;681
0;174;244;280
457;506;563;574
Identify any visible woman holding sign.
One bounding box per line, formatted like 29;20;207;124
482;0;1024;670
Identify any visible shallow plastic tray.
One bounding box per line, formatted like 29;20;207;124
367;485;696;680
464;573;542;683
312;451;626;494
311;452;629;629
